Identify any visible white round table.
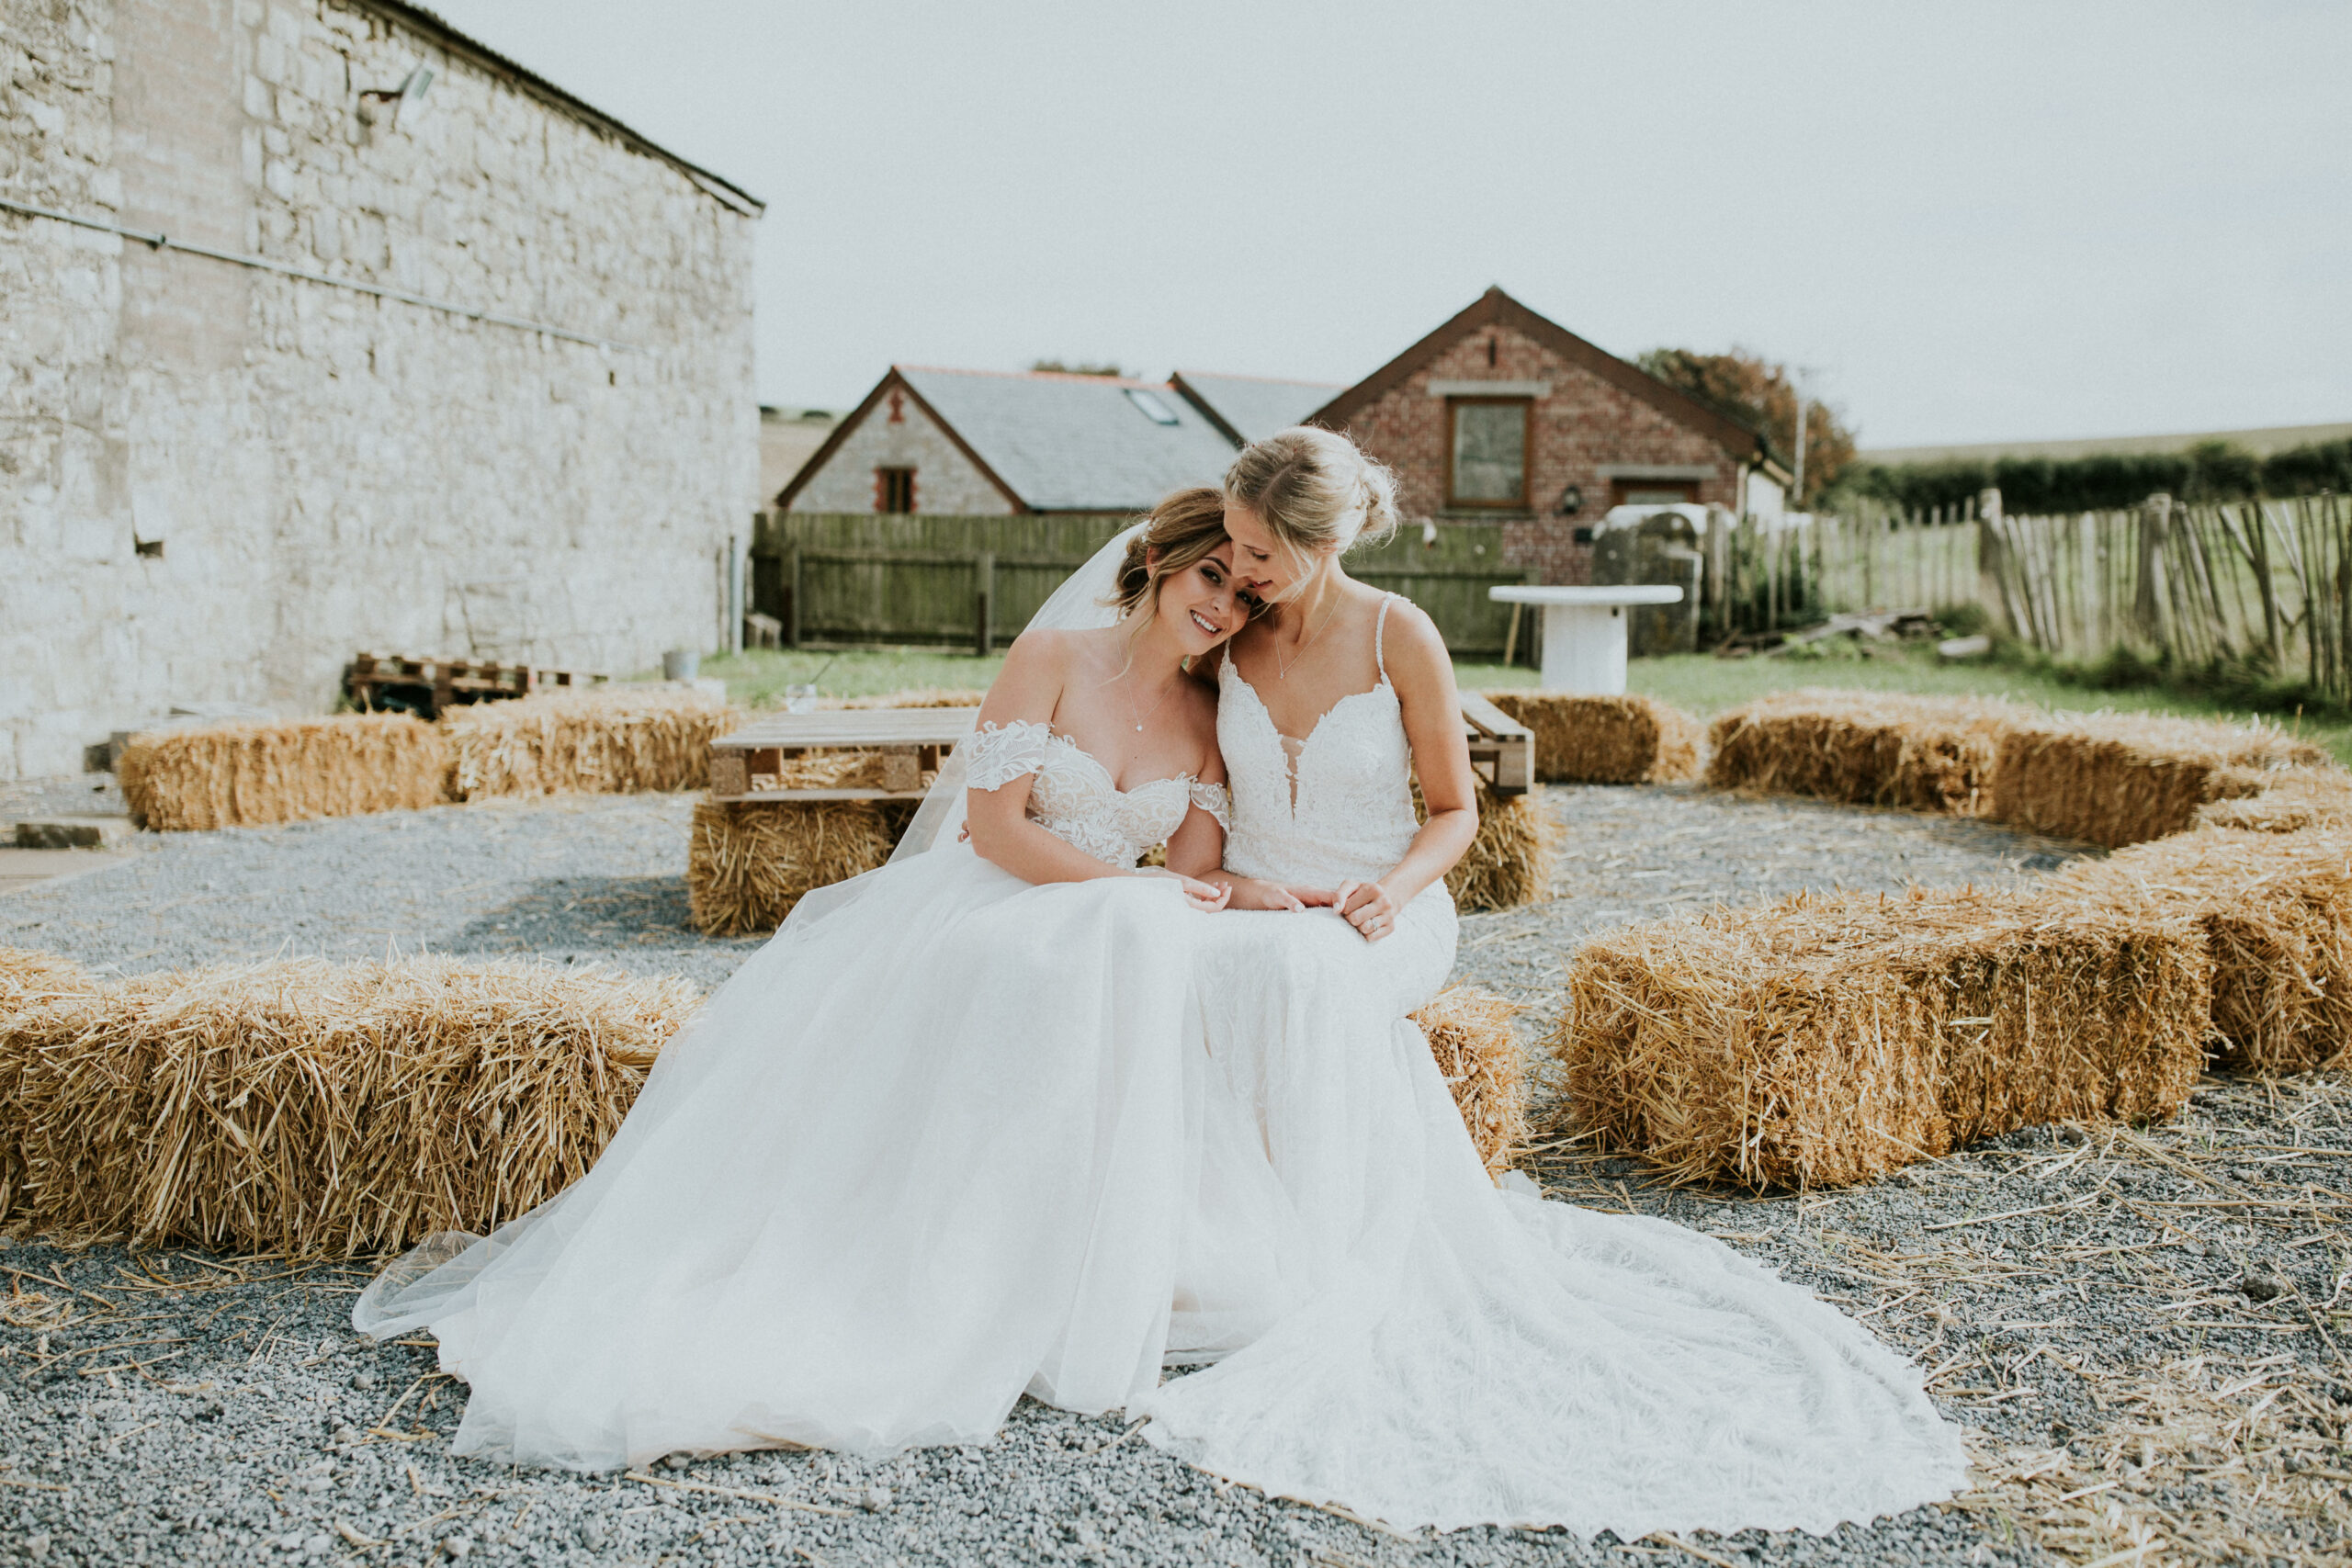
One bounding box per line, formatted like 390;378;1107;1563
1488;585;1686;694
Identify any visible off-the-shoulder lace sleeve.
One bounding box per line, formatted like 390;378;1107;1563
963;720;1057;792
1187;779;1233;833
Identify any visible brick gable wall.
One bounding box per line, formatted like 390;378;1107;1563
1330;324;1738;585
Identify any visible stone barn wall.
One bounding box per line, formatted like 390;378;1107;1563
0;0;761;779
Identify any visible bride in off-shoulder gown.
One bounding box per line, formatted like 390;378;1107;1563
354;503;1245;1468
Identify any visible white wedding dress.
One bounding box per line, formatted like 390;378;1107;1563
1137;598;1969;1535
354;719;1234;1465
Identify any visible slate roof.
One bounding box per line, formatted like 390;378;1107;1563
893;367;1243;513
1170;371;1348;445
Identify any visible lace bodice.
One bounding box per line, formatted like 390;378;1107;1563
964;720;1229;871
1216;596;1422;886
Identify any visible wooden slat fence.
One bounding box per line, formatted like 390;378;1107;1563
754;513;1534;657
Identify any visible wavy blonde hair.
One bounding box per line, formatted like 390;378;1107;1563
1223;426;1401;558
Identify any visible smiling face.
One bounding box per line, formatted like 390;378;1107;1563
1152;539;1243;656
1222;499;1328;604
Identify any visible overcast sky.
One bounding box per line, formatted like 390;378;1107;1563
428;1;2349;448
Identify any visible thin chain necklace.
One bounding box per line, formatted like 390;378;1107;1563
1123;668;1182;732
1274;592;1343;680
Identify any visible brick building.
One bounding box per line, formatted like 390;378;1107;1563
1306;288;1787;584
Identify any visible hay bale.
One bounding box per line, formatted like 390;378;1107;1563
1429;781;1559;912
1412;985;1528;1175
1484;691;1702;784
1704;689;2025;815
118;713;450;831
2190;763;2352;833
444;686;738;799
1989;711;2330;849
1550;886;2209;1191
2048;827;2352;1075
686;751;911;937
0;949;100;1223
0;955;697;1254
0;947;94;1007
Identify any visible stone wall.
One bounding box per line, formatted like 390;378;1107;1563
0;0;760;779
787;381;1014;515
1335;323;1739;586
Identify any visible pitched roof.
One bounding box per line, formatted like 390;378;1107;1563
1170;371;1348;446
891;367;1243;513
1306;287;1766;464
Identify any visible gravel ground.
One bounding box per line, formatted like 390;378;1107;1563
1;785;2346;1568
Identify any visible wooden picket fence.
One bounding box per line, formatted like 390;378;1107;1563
753;513;1534;658
1983;491;2352;701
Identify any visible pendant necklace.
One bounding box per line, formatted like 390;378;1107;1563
1275;593;1342;680
1125;671;1181;732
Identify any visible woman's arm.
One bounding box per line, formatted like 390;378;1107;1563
1331;601;1479;941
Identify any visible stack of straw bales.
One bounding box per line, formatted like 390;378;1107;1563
1413;986;1527;1174
119;714;450;831
444;685;738;799
2048;827;2352;1075
1551;886;2209;1190
687;752;913;937
684;688;985;937
1705;690;2026;815
1988;712;2329;848
0;950;696;1254
1431;781;1561;912
1483;693;1703;784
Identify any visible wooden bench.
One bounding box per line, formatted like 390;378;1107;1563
707;696;1532;805
709;708;979;802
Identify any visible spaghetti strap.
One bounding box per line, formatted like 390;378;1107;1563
1374;592;1396;682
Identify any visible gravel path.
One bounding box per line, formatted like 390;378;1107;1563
2;786;2346;1568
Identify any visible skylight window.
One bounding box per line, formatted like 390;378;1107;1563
1125;389;1181;425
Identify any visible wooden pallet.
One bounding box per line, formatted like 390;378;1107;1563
1460;690;1534;796
709;708;980;802
707;697;1532;804
345;653;605;718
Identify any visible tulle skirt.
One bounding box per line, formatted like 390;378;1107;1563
355;846;1207;1469
1144;884;1970;1535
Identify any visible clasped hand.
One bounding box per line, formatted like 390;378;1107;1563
1133;867;1232;911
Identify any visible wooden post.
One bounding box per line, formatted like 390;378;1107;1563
786;542;803;649
1501;603;1522;668
975;551;995;656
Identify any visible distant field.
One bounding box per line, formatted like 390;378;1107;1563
698;644;2352;766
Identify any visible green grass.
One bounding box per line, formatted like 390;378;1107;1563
702;643;2352;766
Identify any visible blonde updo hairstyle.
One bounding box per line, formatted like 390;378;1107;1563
1111;486;1234;621
1222;426;1401;578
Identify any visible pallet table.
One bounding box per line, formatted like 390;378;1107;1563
708;708;981;802
707;699;1530;804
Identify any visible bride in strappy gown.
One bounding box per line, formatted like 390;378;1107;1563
352;490;1248;1467
1141;428;1968;1535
